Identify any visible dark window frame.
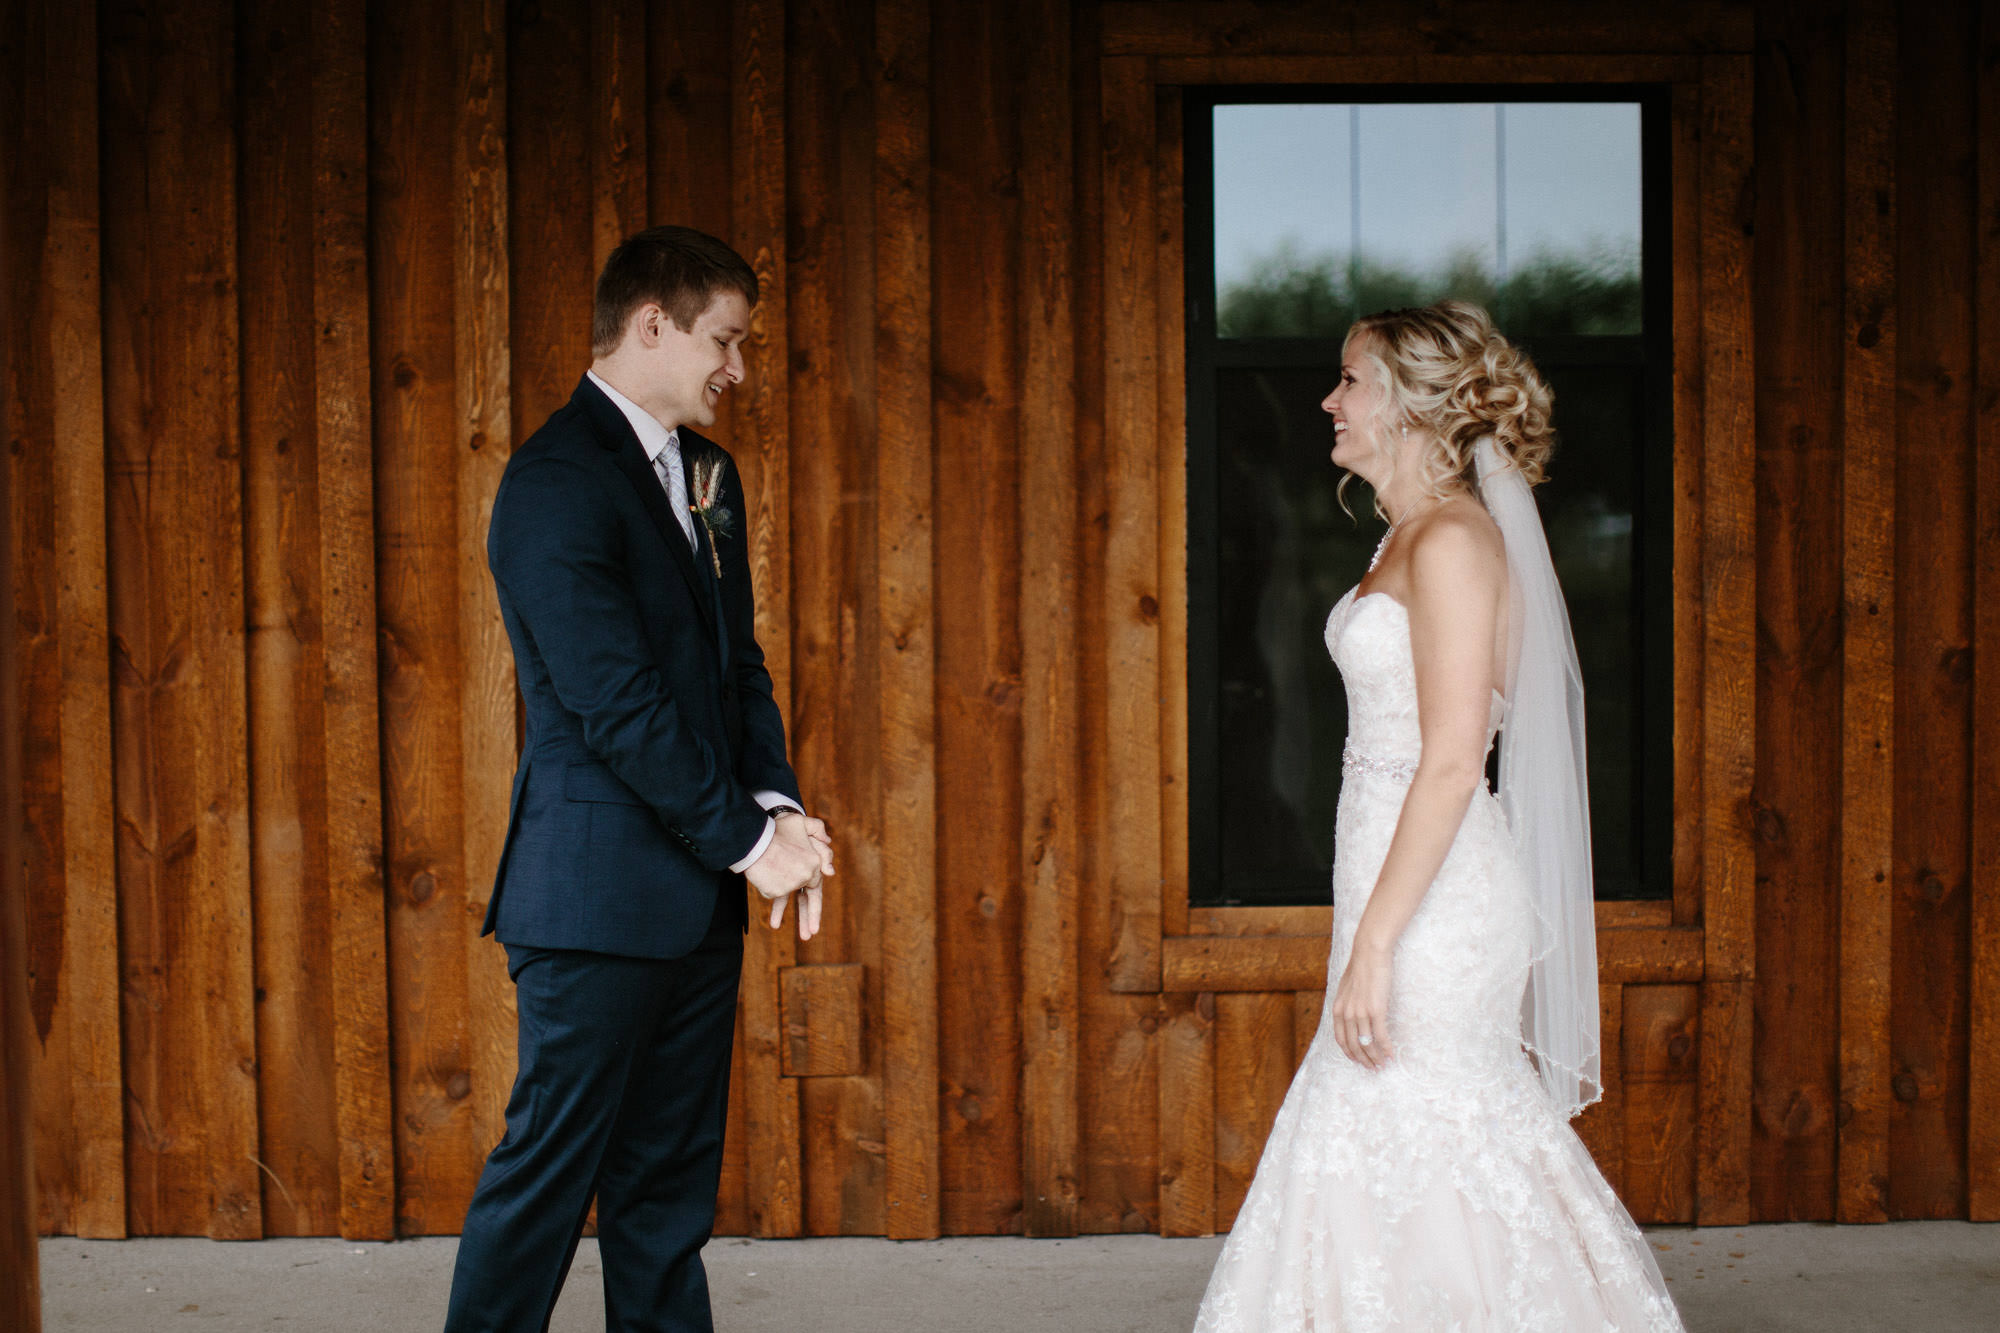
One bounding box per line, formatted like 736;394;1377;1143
1185;84;1676;906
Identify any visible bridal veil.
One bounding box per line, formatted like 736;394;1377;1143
1475;433;1602;1119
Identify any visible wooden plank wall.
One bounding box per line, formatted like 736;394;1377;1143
3;0;1997;1242
1889;0;1980;1220
0;1;39;1288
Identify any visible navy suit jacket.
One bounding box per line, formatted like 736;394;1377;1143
483;374;800;959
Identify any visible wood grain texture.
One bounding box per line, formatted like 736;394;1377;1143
0;0;45;1265
13;0;124;1241
1155;993;1214;1237
1836;0;1896;1226
102;0;262;1237
1292;990;1322;1066
455;0;515;1204
1670;78;1707;932
0;467;36;1315
590;0;648;272
1598;932;1708;984
1696;56;1757;986
1164;936;1324;993
647;0;732;241
1697;977;1753;1222
1622;984;1700;1224
1076;17;1164;1238
2;2;47;1303
788;0;886;1238
1573;985;1626;1195
1188;906;1331;937
1212;992;1292;1229
5;47;71;1235
1099;55;1163;994
781;965;866;1079
240;0;339;1237
1890;0;1975;1221
313;0;393;1243
1971;0;2000;1225
1017;0;1082;1241
1150;53;1701;88
733;0;802;1238
934;0;1025;1236
1167;930;1701;993
1597;900;1673;929
1747;0;1843;1226
1156;83;1190;947
369;0;476;1234
1098;1;1752;56
508;0;591;450
1695;55;1756;1227
1187;901;1663;936
873;0;939;1242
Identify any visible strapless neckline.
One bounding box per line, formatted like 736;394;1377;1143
1329;585;1509;713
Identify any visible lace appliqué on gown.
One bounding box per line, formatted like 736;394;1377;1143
1192;590;1684;1333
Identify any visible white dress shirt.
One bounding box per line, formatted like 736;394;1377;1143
586;369;792;873
588;369;696;547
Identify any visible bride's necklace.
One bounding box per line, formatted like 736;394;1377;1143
1367;522;1399;573
1369;503;1421;572
1367;493;1456;572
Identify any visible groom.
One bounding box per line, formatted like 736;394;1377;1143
446;226;831;1332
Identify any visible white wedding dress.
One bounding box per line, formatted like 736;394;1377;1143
1192;587;1683;1333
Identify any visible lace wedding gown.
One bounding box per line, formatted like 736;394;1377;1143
1193;588;1683;1333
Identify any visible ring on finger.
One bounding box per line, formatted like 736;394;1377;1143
1358;1032;1374;1047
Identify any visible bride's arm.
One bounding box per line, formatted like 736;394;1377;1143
1329;509;1506;1069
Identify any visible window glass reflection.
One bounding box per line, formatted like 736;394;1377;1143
1213;103;1643;338
1210;364;1651;904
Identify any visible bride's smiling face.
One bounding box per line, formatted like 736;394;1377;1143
1323;333;1398;481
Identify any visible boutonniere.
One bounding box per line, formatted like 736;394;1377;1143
688;452;734;578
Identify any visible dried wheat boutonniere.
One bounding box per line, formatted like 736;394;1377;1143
688;452;734;578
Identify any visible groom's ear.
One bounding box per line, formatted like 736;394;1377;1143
630;303;675;349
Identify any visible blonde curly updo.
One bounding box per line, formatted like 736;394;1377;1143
1345;299;1556;498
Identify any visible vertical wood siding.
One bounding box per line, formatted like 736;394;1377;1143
3;0;1997;1241
1890;0;1978;1220
1751;0;1844;1224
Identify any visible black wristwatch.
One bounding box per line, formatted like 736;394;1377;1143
769;804;804;820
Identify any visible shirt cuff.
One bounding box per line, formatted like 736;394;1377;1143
727;792;804;874
729;818;777;875
752;789;801;815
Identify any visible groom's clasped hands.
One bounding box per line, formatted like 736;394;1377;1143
745;811;834;941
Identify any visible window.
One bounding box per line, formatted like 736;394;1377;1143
1186;89;1673;907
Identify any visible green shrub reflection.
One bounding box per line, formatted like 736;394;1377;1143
1217;242;1641;339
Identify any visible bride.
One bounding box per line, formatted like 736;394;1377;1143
1193;301;1684;1332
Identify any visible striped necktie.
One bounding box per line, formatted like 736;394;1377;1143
654;437;698;550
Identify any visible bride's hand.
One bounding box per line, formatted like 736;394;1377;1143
1330;939;1394;1070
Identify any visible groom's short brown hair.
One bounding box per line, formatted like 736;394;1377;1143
592;226;759;356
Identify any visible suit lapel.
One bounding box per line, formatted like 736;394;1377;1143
574;376;718;640
689;501;732;673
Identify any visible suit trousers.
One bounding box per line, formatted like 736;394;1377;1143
444;898;743;1333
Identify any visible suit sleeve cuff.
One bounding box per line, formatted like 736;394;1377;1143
729;816;777;874
729;791;805;873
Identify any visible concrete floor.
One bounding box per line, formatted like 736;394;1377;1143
36;1222;1999;1331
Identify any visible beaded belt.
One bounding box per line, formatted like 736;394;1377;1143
1341;739;1418;784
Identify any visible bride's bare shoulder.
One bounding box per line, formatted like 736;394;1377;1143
1396;499;1506;629
1405;496;1505;581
